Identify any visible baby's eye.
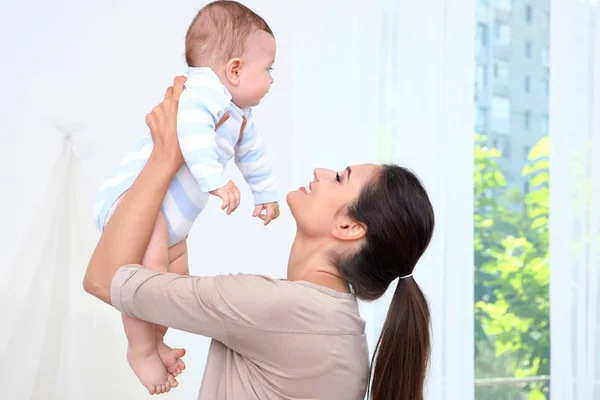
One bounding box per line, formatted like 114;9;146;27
336;173;341;182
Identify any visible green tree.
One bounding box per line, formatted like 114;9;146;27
474;135;550;400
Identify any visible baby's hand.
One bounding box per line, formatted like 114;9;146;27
252;202;280;226
209;180;240;215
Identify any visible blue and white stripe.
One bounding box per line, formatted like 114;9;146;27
94;67;278;246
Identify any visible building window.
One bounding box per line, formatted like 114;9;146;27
524;145;531;161
492;95;511;119
542;46;550;68
477;23;489;49
543;11;550;30
524;179;530;194
492;134;512;158
526;5;533;24
476;64;488;89
525;40;533;57
524;75;531;93
524;111;531;129
476;107;488;133
495;21;512;46
544;79;550;96
496;0;512;12
541;115;549;134
501;135;512;158
494;61;510;81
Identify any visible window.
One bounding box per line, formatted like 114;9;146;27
496;0;512;11
526;5;533;24
504;140;511;159
494;61;510;81
491;134;511;158
474;0;551;398
542;46;550;68
477;23;489;49
525;40;533;57
476;64;488;89
544;79;550;96
543;11;550;30
495;21;511;46
541;115;549;134
492;95;511;119
499;134;512;158
476;107;488;133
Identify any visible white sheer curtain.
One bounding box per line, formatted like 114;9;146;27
373;0;475;398
549;0;600;399
0;137;144;399
0;0;475;398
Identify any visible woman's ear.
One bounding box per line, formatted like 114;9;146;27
331;214;367;241
225;57;242;85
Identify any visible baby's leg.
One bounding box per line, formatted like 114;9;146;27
121;210;176;394
167;238;190;275
156;239;189;376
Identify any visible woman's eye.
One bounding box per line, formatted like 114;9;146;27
336;173;341;182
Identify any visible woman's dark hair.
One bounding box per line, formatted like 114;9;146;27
337;164;434;400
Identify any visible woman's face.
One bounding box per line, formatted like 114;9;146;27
286;164;381;238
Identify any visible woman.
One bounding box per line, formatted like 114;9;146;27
83;77;435;400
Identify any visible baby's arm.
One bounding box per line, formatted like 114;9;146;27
234;110;278;206
177;78;231;193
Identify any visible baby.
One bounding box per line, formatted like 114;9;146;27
93;0;279;393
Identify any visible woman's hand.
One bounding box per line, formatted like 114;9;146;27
145;76;187;169
145;76;231;170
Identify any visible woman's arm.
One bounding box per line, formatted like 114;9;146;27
83;78;187;305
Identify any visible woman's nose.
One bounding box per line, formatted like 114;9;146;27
314;168;334;181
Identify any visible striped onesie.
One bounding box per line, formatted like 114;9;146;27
94;67;278;246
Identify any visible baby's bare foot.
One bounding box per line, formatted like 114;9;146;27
126;345;174;395
157;341;186;377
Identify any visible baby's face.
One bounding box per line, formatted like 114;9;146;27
231;30;275;109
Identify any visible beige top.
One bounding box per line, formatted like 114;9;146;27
110;265;370;400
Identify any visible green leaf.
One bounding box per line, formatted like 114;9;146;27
523;160;550;176
528;136;550;161
477;218;494;228
494;170;507;186
531;172;549;187
530;217;548;230
528;387;546;400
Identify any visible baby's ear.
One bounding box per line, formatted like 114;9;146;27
226;57;243;85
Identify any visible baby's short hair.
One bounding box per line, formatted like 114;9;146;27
185;0;273;67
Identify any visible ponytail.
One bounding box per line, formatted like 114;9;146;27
368;277;431;400
338;163;434;399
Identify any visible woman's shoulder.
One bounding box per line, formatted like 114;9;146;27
213;273;365;335
216;273;354;299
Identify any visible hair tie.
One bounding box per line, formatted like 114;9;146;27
399;273;413;280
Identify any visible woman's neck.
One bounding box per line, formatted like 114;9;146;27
287;234;351;294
